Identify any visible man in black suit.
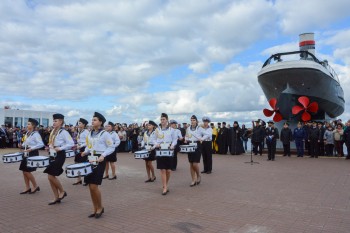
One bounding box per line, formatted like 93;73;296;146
265;120;279;161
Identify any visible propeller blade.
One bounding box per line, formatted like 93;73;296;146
292;105;304;115
298;96;310;108
301;111;311;122
307;102;319;113
263;109;274;117
268;98;277;109
273;112;283;122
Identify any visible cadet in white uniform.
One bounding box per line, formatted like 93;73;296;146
73;118;89;185
141;120;158;182
103;121;120;180
19;118;44;194
155;113;177;195
184;115;203;187
44;113;74;205
200;117;213;174
169;119;183;171
81;112;114;219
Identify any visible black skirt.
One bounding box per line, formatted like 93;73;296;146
43;150;66;176
74;147;88;163
156;152;173;170
188;141;202;163
84;156;106;185
105;147;117;162
19;150;39;172
144;149;156;161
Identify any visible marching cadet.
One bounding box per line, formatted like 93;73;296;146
141;120;158;182
280;122;293;157
81;112;114;218
169;119;183;171
103;121;120;180
73;118;89;185
19;118;44;194
200;117;213;174
184;115;203;187
265;120;279;161
44;113;74;205
155;113;177;195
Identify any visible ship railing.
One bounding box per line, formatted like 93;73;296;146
262;51;340;83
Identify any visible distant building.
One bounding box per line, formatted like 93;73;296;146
0;108;54;128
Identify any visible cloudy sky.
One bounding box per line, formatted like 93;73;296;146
1;0;350;125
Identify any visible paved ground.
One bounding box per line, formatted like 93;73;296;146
1;149;350;233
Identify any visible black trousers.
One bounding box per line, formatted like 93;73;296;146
283;143;290;156
252;141;263;155
325;144;334;156
267;141;276;160
309;139;319;157
318;142;325;156
172;145;179;170
201;141;212;172
305;140;311;155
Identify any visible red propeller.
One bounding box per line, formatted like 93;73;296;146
292;96;318;121
263;98;283;122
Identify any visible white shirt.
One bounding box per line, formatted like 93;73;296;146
109;131;121;148
185;125;203;142
51;129;74;151
77;129;89;148
174;128;183;140
200;126;212;141
141;130;157;147
84;129;114;157
22;131;44;150
156;126;178;147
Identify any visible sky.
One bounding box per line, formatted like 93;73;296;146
1;0;350;125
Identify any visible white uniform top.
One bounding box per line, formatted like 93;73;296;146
200;126;212;141
174;128;183;140
84;129;114;157
156;126;178;147
50;129;74;151
185;125;203;142
141;130;157;147
77;129;89;148
109;131;121;148
22;131;44;150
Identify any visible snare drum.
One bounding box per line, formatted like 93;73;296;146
160;143;170;150
134;150;150;159
156;150;174;157
65;162;93;178
27;156;50;168
179;145;197;153
65;150;75;158
2;152;23;163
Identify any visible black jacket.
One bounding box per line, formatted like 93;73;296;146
280;128;293;144
252;126;265;143
265;127;279;142
308;127;321;141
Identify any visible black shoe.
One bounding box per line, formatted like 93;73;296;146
58;191;67;201
162;189;169;195
95;208;104;219
206;171;212;174
145;178;152;183
29;186;40;194
196;178;201;185
83;183;88;186
73;180;82;185
48;199;61;205
88;213;96;218
151;177;156;182
20;188;31;194
272;159;275;161
201;171;207;174
108;176;117;180
283;155;287;156
102;176;109;179
267;159;271;161
190;182;197;187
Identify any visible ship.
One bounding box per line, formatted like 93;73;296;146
257;33;345;122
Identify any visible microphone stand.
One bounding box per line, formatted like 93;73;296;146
245;125;259;165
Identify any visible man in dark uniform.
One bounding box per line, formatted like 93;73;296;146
293;122;306;157
265;120;279;161
308;121;321;158
217;122;229;154
251;120;265;156
317;121;326;156
280;122;293;157
303;121;312;155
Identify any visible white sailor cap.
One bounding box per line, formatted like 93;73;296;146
169;119;177;124
202;116;211;122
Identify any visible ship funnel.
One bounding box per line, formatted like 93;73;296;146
299;33;315;56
